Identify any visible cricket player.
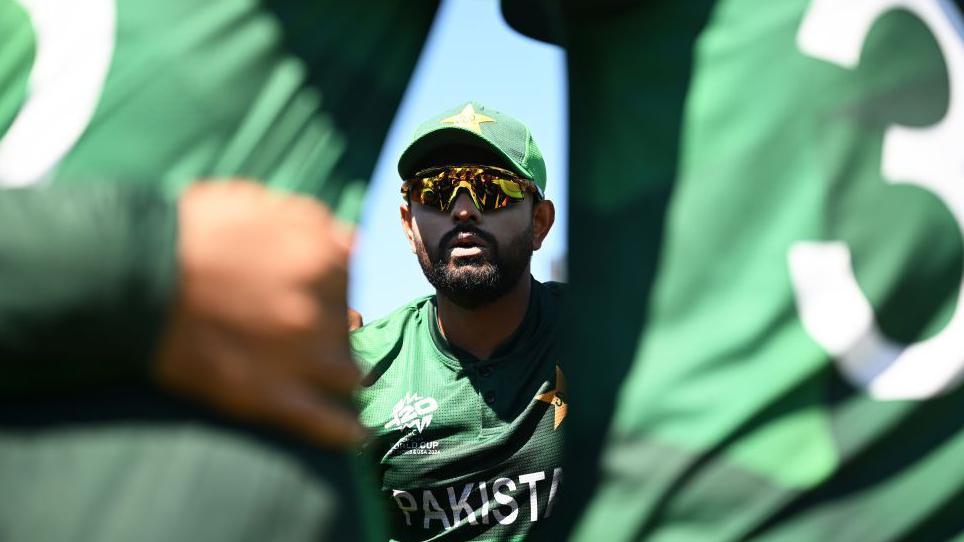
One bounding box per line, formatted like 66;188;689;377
502;0;964;540
352;102;565;541
0;1;437;540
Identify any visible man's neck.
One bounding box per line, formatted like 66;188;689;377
436;273;532;360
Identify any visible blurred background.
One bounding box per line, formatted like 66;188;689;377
349;0;568;321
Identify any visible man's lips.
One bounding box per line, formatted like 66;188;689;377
450;232;487;249
446;232;488;258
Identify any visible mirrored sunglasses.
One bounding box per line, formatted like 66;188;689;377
401;165;541;213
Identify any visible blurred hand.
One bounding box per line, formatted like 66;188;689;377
154;180;364;448
347;308;364;331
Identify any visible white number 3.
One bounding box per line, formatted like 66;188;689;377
789;0;964;400
0;0;115;187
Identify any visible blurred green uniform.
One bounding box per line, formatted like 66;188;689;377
504;0;964;540
353;280;566;542
0;1;436;540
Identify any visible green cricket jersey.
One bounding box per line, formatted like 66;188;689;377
0;1;436;540
504;1;964;541
352;279;567;542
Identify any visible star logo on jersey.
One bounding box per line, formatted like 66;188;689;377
440;103;494;134
384;392;439;434
536;366;567;430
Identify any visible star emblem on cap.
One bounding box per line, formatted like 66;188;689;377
441;104;494;134
536;365;568;430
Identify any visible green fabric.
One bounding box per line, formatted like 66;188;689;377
0;0;438;540
504;0;964;541
0;185;176;393
353;280;566;541
46;0;436;220
397;101;548;194
0;1;31;139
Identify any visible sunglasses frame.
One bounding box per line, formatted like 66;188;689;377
401;164;543;213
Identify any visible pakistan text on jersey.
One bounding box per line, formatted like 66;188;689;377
391;468;562;530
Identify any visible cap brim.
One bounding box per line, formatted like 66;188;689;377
397;127;529;182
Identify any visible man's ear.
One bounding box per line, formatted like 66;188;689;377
400;203;418;254
531;199;555;251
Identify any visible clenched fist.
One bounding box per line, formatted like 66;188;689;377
154;181;364;448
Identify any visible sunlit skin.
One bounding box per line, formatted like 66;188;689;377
400;185;555;359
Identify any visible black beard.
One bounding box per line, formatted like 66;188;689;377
416;223;533;309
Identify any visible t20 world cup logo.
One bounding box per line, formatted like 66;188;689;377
384;392;439;434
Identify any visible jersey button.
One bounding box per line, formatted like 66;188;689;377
479;366;492;377
483;390;496;404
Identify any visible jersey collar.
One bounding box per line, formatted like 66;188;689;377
426;276;542;369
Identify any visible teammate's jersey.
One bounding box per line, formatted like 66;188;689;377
2;0;434;211
506;0;964;541
352;279;566;542
0;1;436;540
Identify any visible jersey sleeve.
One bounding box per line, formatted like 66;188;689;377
351;298;433;388
350;309;412;375
0;184;177;394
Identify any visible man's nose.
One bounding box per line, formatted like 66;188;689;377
449;191;482;223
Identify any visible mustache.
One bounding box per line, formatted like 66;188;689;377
438;224;498;253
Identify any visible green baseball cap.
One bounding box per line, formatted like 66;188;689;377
397;101;547;195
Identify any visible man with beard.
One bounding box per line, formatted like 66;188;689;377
352;102;565;541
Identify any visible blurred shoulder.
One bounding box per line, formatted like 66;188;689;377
539;280;567;306
541;280;567;296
